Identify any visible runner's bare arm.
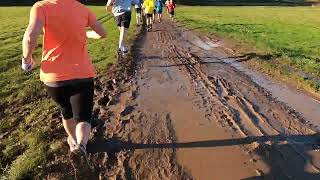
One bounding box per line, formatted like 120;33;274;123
106;0;114;12
22;8;44;62
87;21;106;39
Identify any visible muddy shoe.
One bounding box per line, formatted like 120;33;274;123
70;144;92;180
119;46;128;56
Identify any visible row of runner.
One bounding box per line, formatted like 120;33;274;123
105;0;176;56
134;0;176;31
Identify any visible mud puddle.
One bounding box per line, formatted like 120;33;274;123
133;27;260;179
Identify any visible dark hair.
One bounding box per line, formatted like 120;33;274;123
78;0;87;4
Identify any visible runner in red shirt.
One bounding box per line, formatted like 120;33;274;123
167;0;176;20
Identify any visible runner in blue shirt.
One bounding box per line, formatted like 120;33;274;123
155;0;163;22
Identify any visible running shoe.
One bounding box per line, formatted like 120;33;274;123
119;46;129;55
70;144;91;179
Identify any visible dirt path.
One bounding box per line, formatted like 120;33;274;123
87;19;320;180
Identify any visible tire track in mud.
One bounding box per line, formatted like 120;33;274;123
161;21;320;179
131;23;260;179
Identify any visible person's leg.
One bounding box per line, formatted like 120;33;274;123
146;15;151;30
115;15;123;49
63;119;77;146
146;16;149;30
46;85;76;150
119;26;128;49
137;13;141;25
170;12;174;20
140;12;143;23
76;122;91;146
146;16;148;26
136;12;139;25
70;81;94;148
119;11;131;52
138;8;142;24
149;17;153;29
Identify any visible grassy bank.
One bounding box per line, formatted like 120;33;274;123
0;6;139;179
176;6;320;95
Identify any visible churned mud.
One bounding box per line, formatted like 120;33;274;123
47;18;320;179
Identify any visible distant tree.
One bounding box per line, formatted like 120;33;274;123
0;0;37;5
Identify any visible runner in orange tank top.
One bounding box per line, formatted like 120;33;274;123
22;0;106;174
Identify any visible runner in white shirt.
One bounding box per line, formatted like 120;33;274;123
106;0;139;55
135;0;143;26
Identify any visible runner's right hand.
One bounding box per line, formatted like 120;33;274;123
86;30;102;39
21;57;35;72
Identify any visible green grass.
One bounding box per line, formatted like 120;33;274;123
176;6;320;93
0;6;140;179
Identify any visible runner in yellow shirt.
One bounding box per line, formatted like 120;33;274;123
142;0;155;32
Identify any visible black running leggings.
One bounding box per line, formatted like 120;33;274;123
46;81;94;123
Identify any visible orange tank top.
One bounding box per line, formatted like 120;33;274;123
30;0;97;82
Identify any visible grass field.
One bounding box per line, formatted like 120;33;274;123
176;6;320;93
0;6;139;179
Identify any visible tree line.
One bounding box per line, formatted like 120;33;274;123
0;0;311;6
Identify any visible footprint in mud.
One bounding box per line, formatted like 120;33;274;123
105;79;117;92
97;94;113;107
94;83;103;95
120;105;135;117
69;153;98;180
129;90;139;101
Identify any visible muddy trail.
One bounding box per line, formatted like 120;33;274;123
67;19;320;180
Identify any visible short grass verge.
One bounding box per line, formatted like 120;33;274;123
0;6;140;179
176;6;320;96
